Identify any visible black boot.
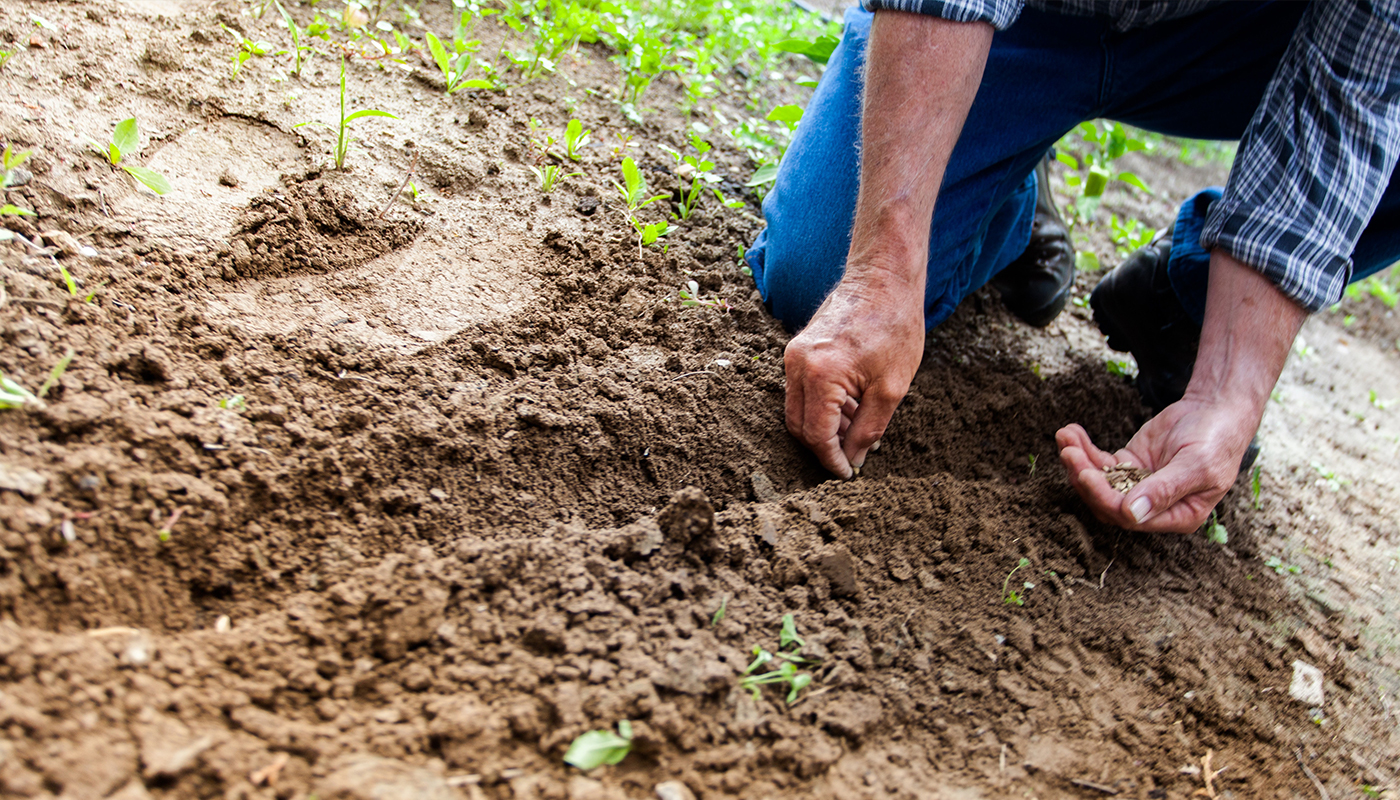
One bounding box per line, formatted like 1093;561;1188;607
990;156;1076;327
1091;227;1260;471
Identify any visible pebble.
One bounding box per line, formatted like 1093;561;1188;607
655;781;697;800
1289;659;1324;706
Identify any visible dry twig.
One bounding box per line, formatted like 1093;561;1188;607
1295;748;1332;800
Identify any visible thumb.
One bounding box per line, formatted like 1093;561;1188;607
1120;454;1212;530
842;386;901;471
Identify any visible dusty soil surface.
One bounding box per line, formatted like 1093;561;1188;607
0;2;1397;799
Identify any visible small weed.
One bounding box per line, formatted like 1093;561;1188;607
774;32;838;64
1027;453;1037;477
219;394;247;410
662;133;724;220
275;1;318;77
1368;389;1392;410
1002;557;1032;606
1055;121;1152;221
679;280;730;312
425;30;493;93
0;350;71;410
1203;511;1228;545
563;118;591;161
1362;785;1381;798
0;50;15;71
1264;556;1301;576
563;720;633;770
612;156;668;253
56;262;103;303
295;58;397;170
528;163;579;193
710;596;727;627
1310;461;1350;492
779;613;804;650
1250;464;1262;509
2;144;32;188
91;118;171;196
1074;250;1101;272
1293;338;1316;360
1108;214;1155;258
1105;358;1137;379
223;23;274;80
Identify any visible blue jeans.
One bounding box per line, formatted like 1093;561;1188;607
748;3;1400;331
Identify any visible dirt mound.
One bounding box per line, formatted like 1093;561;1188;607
219;174;422;279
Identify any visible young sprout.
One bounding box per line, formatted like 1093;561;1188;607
678;280;730;312
219;394;247;410
275;0;317;77
295;58;397;170
710;596;727;627
1001;557;1031;606
1;349;74;410
91;118;171;196
612;156;669;254
0;50;15;71
563;721;632;770
424;30;493;93
528;163;580;193
222;23;273;80
1250;464;1262;509
564;118;591;161
1203;511;1228;545
56;263;103;303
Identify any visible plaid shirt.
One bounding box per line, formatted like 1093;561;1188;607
861;0;1400;312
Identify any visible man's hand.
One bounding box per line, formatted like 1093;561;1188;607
1058;250;1306;532
782;12;992;477
785;273;925;479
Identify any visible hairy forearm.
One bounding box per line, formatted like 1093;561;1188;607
1185;251;1307;416
845;12;992;296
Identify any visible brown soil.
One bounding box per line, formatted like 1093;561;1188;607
0;2;1397;799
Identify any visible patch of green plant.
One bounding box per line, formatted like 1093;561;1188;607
710;596;727;627
1027;453;1038;477
1074;250;1101;272
564;118;591;161
0;50;15;71
275;1;320;77
1055;121;1152;221
295;58;397;170
90;118;171;196
219;394;247;410
1368;389;1392;410
222;23;273;80
662;133;723;220
1250;464;1262;509
774;32;838;64
1108;214;1155;258
56;262;102;303
1;349;73;409
563;720;632;770
1203;511;1228;545
612;156;669;253
1105;358;1136;379
1002;557;1032;606
1309;461;1350;492
679;279;730;311
425;30;495;93
1263;556;1301;576
529;163;579;193
2;144;31;188
739;615;814;704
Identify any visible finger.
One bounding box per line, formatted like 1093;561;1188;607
837;397;858;439
1120;454;1228;533
1072;466;1127;524
842;382;901;469
1055;424;1122;470
801;383;853;479
784;363;806;441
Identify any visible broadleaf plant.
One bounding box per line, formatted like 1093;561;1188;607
563;720;633;770
91;118;171;196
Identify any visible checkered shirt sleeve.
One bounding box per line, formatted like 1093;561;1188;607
860;0;1025;30
1200;0;1400;312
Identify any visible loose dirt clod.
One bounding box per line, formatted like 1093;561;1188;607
1103;462;1151;493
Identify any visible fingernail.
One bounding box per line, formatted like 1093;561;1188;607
1129;497;1151;522
870;440;881;452
850;465;861;479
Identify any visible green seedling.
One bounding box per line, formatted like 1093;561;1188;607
564;118;591;161
1056;120;1152;221
527;117;557;163
679;280;730;312
1310;461;1350;492
2;144;32;188
219;394;247;410
156;507;183;543
1203;511;1228;545
55;262;103;303
90;118;171;196
663;133;723;220
612;156;669;253
425;30;493;93
1002;557;1031;606
528;163;580;193
0;50;15;71
1027;453;1037;477
739;616;815;704
710;596;727;627
275;1;318;77
1109;214;1155;258
1250;464;1262;509
1;349;73;409
223;23;274;80
1263;556;1301;575
1105;358;1136;379
1075;250;1101;272
1368;389;1393;410
563;720;632;770
295;58;397;170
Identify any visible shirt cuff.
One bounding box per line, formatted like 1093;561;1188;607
860;0;1023;30
1199;200;1351;313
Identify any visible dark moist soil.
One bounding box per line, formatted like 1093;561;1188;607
0;1;1396;799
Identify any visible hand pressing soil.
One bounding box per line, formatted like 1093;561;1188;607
1102;462;1151;493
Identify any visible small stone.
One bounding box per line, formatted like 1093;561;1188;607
1289;659;1325;706
750;471;780;503
317;755;465;800
39;229;82;257
0;465;47;497
5;167;32;187
888;554;914;582
654;780;697;800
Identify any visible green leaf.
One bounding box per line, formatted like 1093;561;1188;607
620;156;643;204
1054;151;1079;170
1075;250;1100;271
455;79;493;90
563;728;632;770
122;165;171;196
343;109;398;124
425;31;450;79
112;118;139;160
774;34;838;64
0;204;34;216
1205;520;1228;545
108;142;123;166
779;614;804;650
746;161;778;187
1117;172;1151;194
765;104;804;124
